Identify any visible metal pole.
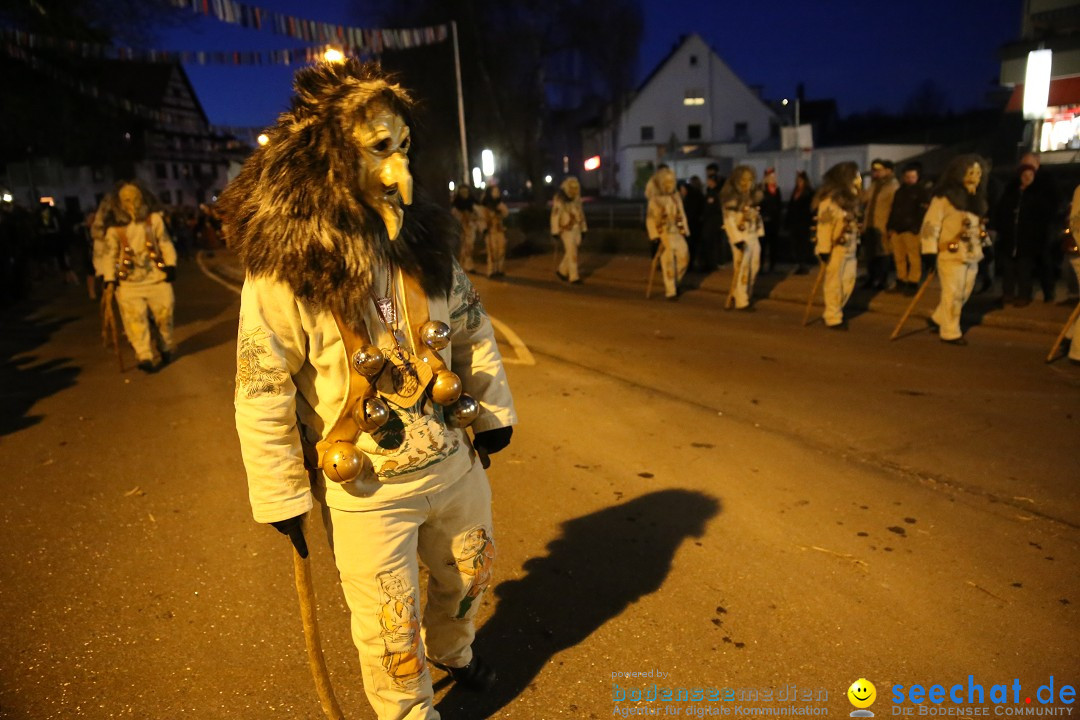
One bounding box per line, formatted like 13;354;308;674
451;21;469;185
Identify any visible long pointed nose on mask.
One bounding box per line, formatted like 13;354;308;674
378;154;412;240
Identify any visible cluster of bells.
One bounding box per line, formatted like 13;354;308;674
946;218;988;253
322;320;480;483
116;239;166;281
736;206;761;233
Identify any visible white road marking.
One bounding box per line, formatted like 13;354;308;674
196;250;240;295
489;315;535;366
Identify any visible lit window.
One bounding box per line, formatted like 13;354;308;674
683;90;705;106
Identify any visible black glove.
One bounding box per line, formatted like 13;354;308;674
164;266;176;283
104;279;117;289
735;241;746;251
95;275;104;285
474;426;513;455
552;234;560;243
270;515;308;559
921;253;936;268
817;253;830;263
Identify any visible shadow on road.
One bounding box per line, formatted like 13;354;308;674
436;488;721;718
177;316;238;358
0;309;80;438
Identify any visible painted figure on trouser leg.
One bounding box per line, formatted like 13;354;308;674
101;181;178;372
645;167;690;300
1065;184;1080;364
922;155;990;346
219;59;517;720
721;166;763;310
813;162;862;330
551;176;587;284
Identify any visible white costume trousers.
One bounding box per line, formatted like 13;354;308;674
320;459;494;720
459;223;476;273
485;230;506;277
116;281;175;362
822;245;857;326
931;256;977;341
660;233;689;298
558;229;581;282
1067;257;1080;361
729;237;760;309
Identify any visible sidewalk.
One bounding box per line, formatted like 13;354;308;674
199;247;1078;336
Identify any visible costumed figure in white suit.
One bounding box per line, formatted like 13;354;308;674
217;59;517;720
813;162;862;329
922;155;990;345
551;176;587;283
479;184;508;278
450;185;478;273
101;181;178;371
645;166;690;300
721;165;764;310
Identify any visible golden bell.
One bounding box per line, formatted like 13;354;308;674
947;241;959;253
430;369;462;405
352;396;390;433
446;394;479;427
351;345;385;377
420;320;452;350
322;441;363;483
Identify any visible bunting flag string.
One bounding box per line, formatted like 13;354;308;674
0;27;374;66
169;0;448;54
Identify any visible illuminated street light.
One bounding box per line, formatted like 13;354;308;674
782;98;789;106
481;149;495;177
448;180;456;192
1023;49;1052;120
544;175;553;184
472;166;483;188
323;48;345;63
583;155;601;171
1;193;12;203
257;133;269;146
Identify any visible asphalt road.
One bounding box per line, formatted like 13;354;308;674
1;256;1077;720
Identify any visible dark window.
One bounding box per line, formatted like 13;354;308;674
641;126;654;141
689;55;698;67
155;163;168;179
734;122;749;139
160;189;172;205
688;124;702;140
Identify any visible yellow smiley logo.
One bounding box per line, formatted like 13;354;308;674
847;678;877;709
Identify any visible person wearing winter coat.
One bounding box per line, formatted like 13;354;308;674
721;165;764;310
992;154;1061;305
922;155;991;345
813;162;862;329
784;171;814;275
551;176;587;283
887;162;932;294
861;159;899;290
101;181;177;372
217;59;516;720
478;184;509;278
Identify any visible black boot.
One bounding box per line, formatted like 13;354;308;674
430;656;496;692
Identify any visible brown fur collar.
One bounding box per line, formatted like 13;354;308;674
217;60;456;329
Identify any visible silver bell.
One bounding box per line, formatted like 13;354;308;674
351;345;385;377
446;394;479;427
419;320;451;350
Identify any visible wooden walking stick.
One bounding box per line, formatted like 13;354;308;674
802;257;827;326
1046;300;1080;362
645;244;663;299
890;269;937;340
101;285;124;371
293;548;346;720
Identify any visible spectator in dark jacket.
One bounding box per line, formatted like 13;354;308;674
759;167;783;272
784;171;814;274
887;162;931;294
700;175;724;271
992;154;1060;305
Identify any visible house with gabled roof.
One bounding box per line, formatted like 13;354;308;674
582;33;777;198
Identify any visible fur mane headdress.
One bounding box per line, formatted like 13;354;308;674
217;59;457;326
719;165;762;209
933;154;988;216
812;161;860;213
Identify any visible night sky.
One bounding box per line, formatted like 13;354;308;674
157;0;1023;129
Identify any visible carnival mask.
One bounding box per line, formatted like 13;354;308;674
563;178;580;200
963;163;982;194
736;172;754;195
852;173;863;195
118;184;144;221
356;101;413;241
657;168;677;195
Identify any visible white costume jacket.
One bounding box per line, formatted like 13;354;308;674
814;198;860;255
235;261;516;523
920;196;985;263
102;213;176;284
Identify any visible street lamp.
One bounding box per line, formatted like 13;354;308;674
257;134;269;146
481;149;495;177
323;48;345;63
472;167;483;188
1024;49;1053;151
449;180;456;193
